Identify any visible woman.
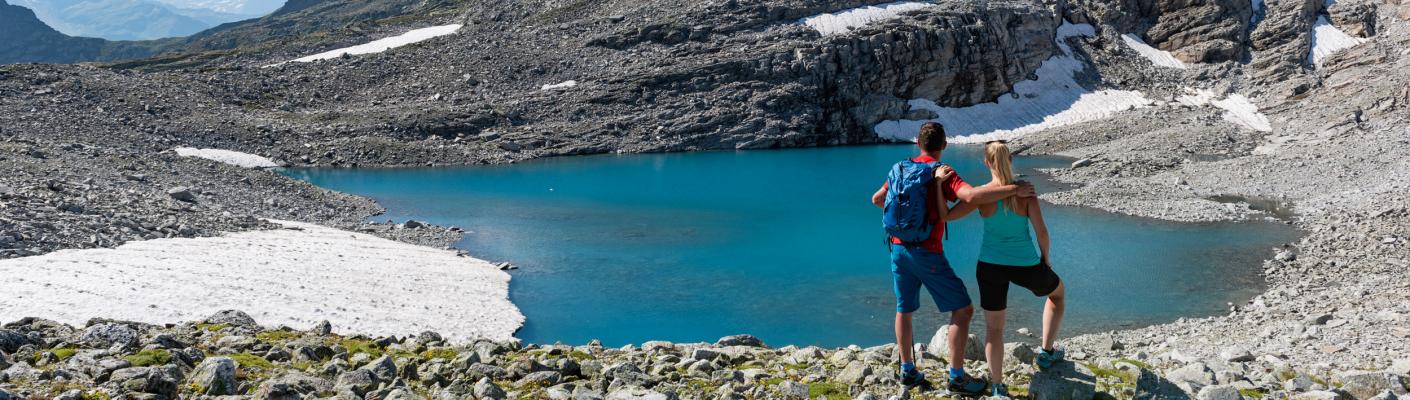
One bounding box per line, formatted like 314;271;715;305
945;141;1066;397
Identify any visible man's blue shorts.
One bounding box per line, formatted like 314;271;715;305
891;244;972;313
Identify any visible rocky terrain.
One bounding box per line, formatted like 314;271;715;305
1;0;1409;397
1;310;1404;400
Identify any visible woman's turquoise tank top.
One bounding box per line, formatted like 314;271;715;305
978;200;1042;266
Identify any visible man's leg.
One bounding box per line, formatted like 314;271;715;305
984;309;1006;385
947;305;975;370
896;312;915;365
1041;282;1066;351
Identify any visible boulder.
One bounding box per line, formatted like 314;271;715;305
606;387;675;400
1030;362;1097;400
777;380;809;399
473;377;507;399
252;371;332;400
80;323;140;349
359;355;397;382
190;357;238;395
167;186;197;202
837;360;872;385
109;365;182;398
1198;385;1245;400
203;310;258;328
926;327;982;361
334;369;380;396
311;320;332;335
1339;372;1406;399
716;334;765;347
1135;368;1191;400
1168;362;1217;392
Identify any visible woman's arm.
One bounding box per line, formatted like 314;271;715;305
1028;197;1051;265
945;201;977;221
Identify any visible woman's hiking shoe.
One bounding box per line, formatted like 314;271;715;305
947;373;989;396
991;383;1010;398
1036;348;1065;370
898;369;931;389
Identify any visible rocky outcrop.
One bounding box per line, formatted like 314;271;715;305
1063;0;1252;62
1248;0;1320;86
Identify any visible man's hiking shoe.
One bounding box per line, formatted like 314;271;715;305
947;373;989;396
899;370;932;389
991;383;1010;398
1036;348;1065;370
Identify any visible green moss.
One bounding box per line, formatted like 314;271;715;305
255;330;301;343
80;391;111;400
762;377;785;386
568;350;594;361
338;338;385;358
34;347;78;364
1086;363;1136;384
123;349;171;367
783;363;809;371
1240;389;1267;399
686;379;713;390
808;381;849;400
420;348;458;361
195;323;232;332
229;353;275;370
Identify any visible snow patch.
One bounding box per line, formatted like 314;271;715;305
281;24;463;64
1177;89;1273;132
874;23;1154;143
800;2;937;36
0;220;523;343
173;147;279;168
1307;16;1366;68
541;80;578;91
1120;34;1187;69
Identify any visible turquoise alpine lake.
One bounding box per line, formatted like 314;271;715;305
284;145;1300;347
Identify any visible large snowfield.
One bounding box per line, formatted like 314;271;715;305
874;23;1154;143
284;24;464;64
800;2;937;35
173;147;280;168
1308;16;1367;68
1177;89;1273;132
0;220;523;342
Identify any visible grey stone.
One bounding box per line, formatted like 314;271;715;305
1169;363;1217;388
80;322;140;349
1030;362;1097;400
1135;368;1192;400
253;371;332;400
926;327;982;361
1340;372;1405;400
1220;346;1255;362
520;370;563;386
1071;158;1094;168
715;334;765;347
837;360;872;385
311;320;332;335
204;310;258;328
778;380;809;399
690;348;720;361
335;369;380;396
190;357;238;395
474;377;507;399
1198;385;1245;400
606;387;675;400
360;355;397;382
167;186;197;202
1005;342;1037;366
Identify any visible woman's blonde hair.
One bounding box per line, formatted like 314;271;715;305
984;141;1020;214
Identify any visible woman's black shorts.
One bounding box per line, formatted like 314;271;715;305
976;260;1062;311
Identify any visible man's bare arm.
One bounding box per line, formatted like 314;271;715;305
954;181;1035;204
871;186;886;209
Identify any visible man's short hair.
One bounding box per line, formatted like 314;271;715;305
917;122;946;152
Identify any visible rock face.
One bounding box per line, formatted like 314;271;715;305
1249;0;1321;85
1063;0;1252;62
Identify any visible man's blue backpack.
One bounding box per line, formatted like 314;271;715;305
883;160;942;245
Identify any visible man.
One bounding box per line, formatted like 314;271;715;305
870;122;1034;395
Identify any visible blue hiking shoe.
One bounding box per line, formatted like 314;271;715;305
947;373;989;397
898;369;931;389
1036;348;1065;370
992;383;1010;398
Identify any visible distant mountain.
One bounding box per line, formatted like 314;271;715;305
0;0;172;63
10;0;217;40
150;0;285;16
1;0;457;65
